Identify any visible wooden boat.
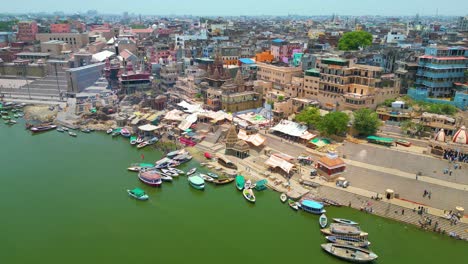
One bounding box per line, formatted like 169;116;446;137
167;149;183;158
213;178;235;185
396;139;412;147
127;163;154;172
127;188;149;201
200;174;215;182
130;136;137;145
161;169;178;177
288;199;299;210
81;128;91;133
329;223;362;236
186;167;197;176
295;202;302;210
244;179;252;189
207;172;219;179
137;141;149;149
322;198;342;207
62;127;69;131
188;175;205;190
235;175;245;191
68;132;77;137
321;243;378;263
243;188;256;203
136;137;143;144
301;200;326;214
168;168;184;175
319;214;328;228
333;218;359;226
160;174;173;182
106;128;113;134
120;128;131;137
138;170;162;187
280;193;287;203
321;228;368;239
2;115;11;120
30;124;57;133
5;120;16;125
325;236;371;248
254;179;268;191
56;127;65;133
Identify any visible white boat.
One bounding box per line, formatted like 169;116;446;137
137;141;149;149
200;174;215;182
56;128;65;132
207;172;219;179
136;137;144;144
280;193;287;203
296;202;302;209
319;214;328;228
333;218;359;226
160;174;173;182
168;168;185;175
288;199;299;210
186;168;197;176
69;132;77;137
161;169;179;177
106;128;113;134
127;188;149;201
63;127;69;131
243;188;256;203
244;179;252;189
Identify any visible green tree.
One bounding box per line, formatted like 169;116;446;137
338;31;373;51
400;120;425;137
278;95;284;101
353;108;382;136
295;107;321;129
316;111;350;136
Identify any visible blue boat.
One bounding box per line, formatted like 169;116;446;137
301;199;326;214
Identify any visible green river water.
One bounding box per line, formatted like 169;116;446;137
0;120;466;264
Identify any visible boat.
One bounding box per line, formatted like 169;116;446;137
136;136;144;144
111;131;120;137
325;236;371;248
200;174;215;182
127;188;149;201
235;175;245;191
206;172;219;179
160;174;173;182
2;115;11;120
137;141;149;149
5;120;16;125
13;114;19;118
321;228;368;239
68;132;77;137
167;149;183;158
204;152;213;159
154;157;173;169
106;128;113;134
288;199;299;210
188;175;205;190
295;202;302;209
213;178;235;185
148;137;158;144
81;128;91;133
322;198;342;207
120;128;131;137
244;179;252;189
319;214;328;228
63;127;69;131
327;224;364;236
16;113;24;117
168;168;184;175
254;179;268;191
333;218;359;226
301;199;325;214
130;136;137;145
396;139;412;147
243;188;256;203
30;124;57;133
161;168;178;177
56;127;65;133
127;163;155;172
138;170;162;187
280;193;287;203
186;168;197;176
321;243;378;263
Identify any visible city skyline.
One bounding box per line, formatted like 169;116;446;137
1;0;467;17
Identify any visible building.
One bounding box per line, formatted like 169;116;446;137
419;112;458;136
0;32;16;48
256;62;303;89
0;59;47;77
50;24;71;33
255;50;274;63
66;63;106;94
428;126;468;163
36;33;89;49
415;46;468;97
17;21;38;42
40;40;71;57
219;46;240;66
386;31;406;44
270;39;302;61
458;16;468;32
16;52;50;62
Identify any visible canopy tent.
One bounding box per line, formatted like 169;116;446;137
270;120;309;137
237;129;266;147
138;124;158;132
265;155;294;174
164;109;185;121
178;119;193;131
300;131;317;140
309;138;331;148
235;112;270;126
177;100;204;113
272;152;295;162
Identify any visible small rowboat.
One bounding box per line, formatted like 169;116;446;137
321;243;378;263
244;179;252;189
69;132;77;137
213;178;235;185
168;168;185;175
127;188;149;201
57;128;65;132
137;141;149;149
160;174;173;182
161;169;178;177
186;168;197;176
243;188;256;203
319;214;328;228
106;128;113;134
200;174;215;182
136;137;144;144
280;193;287;203
396;139;412;147
333;218;359;226
207;172;219;179
288;199;298;211
325;236;371;248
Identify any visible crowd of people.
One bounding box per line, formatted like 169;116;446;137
443;149;468;163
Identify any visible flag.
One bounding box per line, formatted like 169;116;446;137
141;154;145;160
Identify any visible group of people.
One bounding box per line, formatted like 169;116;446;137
443;149;468;163
423;190;432;199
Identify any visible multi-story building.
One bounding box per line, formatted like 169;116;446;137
457;16;468;32
256;62;302;90
312;58;401;110
270;39;302;61
50;24;71;33
36;33;89;49
17;21;38;42
415;46;468;97
219;46;240;66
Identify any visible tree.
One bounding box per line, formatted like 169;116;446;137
353;108;382;136
317;111;350;136
401;120;425;137
338;31;373;51
295;107;321;129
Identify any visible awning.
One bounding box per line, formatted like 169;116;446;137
237;129;266;146
270;120;308;137
300;131;316;140
138;124;158;132
178;119;193;131
265;155;294;174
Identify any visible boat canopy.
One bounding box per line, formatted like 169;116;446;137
255;179;267;187
189;176;204;185
301;200;324;209
131;188;145;196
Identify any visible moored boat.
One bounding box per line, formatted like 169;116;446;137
68;132;77;137
254;179;268;191
325;236;371;248
130;136;137;145
200;174;215;182
138;170;162;187
160;174;173;182
321;243;378;263
161;168;178;177
56;127;65;133
319;214;328;228
137;141;149;149
136;136;143;144
301;199;325;214
280;193;287;203
333;218;359;226
81;128;91;133
206;172;219;179
106;128;113;134
188;175;205;190
127;188;149;201
168;168;184;175
322;198;342;207
396;139;412;147
329;223;362;236
120;128;131;137
30;124;57;133
213;178;235;185
186;167;197;176
243;188;256;203
235;175;245;191
127;163;155;172
288;199;298;210
244;179;252;189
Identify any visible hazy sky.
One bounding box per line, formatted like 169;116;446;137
2;0;467;16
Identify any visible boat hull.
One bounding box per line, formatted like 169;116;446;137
189;182;205;190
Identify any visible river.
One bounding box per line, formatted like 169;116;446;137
0;121;466;264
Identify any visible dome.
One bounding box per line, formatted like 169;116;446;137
434;129;446;142
452;126;467;144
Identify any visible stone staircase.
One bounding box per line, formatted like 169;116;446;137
1;71;67;100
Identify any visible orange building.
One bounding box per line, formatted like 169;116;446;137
255;50;274;63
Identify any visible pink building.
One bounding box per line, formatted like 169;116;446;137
50;24;71;33
17;21;38;42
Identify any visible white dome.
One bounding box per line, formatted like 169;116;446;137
434;128;446;142
452;126;467;144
